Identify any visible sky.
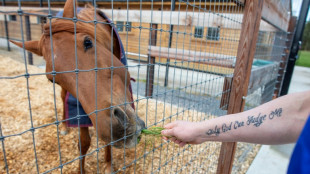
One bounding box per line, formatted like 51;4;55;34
292;0;310;21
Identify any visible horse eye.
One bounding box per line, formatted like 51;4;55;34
84;37;93;51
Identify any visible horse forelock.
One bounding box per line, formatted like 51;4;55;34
42;7;111;49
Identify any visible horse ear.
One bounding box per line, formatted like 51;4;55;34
63;0;78;18
10;40;42;56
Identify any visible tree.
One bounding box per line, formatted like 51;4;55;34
301;21;310;51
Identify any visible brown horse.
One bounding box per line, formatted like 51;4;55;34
11;0;145;173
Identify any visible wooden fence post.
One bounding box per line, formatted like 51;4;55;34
2;0;11;51
164;0;176;87
25;15;33;65
4;14;10;51
216;0;264;173
145;23;158;97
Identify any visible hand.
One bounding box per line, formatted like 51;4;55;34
161;120;204;147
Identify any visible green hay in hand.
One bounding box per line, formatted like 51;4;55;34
141;127;165;136
139;127;165;145
139;127;190;148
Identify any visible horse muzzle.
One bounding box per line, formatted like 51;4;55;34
111;106;145;149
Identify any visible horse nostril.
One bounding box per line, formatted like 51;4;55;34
137;118;146;130
113;107;128;128
141;120;146;130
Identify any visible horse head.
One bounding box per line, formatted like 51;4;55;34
11;0;145;148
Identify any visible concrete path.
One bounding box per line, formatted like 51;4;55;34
287;66;310;94
246;66;310;174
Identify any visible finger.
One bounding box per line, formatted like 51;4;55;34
162;136;169;141
179;142;187;147
161;129;174;137
164;122;177;129
170;137;177;142
175;139;181;144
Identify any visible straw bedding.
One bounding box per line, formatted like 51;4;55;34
0;55;260;173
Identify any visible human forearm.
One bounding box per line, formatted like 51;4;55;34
203;91;310;144
162;91;310;146
198;107;295;144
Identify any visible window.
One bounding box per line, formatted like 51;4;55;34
8;15;17;21
194;26;204;38
116;21;132;32
116;21;124;32
37;17;47;24
206;27;220;41
125;22;132;32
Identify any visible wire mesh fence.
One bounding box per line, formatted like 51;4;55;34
0;0;293;173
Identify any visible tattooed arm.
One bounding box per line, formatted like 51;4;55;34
161;90;310;147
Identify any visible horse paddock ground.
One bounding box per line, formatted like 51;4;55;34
0;54;260;173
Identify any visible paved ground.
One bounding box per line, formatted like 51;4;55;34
246;66;310;174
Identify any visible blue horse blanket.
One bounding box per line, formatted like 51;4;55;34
57;9;135;127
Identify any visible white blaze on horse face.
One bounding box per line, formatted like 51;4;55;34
52;45;58;60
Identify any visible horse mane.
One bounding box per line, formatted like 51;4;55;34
43;5;112;50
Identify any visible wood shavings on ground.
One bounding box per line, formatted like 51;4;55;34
0;55;260;173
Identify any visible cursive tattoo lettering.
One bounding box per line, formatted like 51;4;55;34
247;113;266;127
269;108;282;119
206;125;220;136
206;107;283;136
234;121;244;129
222;122;232;132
